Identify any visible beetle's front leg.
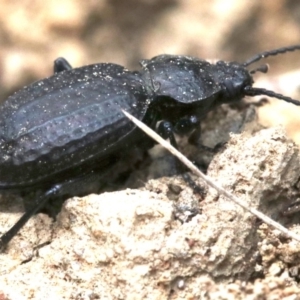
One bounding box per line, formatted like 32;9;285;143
157;115;202;148
176;116;223;153
173;115;213;151
156;119;205;218
174;115;200;136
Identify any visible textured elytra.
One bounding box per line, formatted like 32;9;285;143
0;63;150;187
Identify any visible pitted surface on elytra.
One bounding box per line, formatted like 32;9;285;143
0;63;150;185
1;64;147;139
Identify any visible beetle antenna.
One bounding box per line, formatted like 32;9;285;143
244;87;300;106
243;45;300;67
249;64;269;74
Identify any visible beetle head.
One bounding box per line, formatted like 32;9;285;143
214;61;254;103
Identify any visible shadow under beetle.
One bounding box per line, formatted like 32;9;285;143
1;45;300;250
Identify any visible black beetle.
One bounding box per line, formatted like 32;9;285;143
1;45;300;250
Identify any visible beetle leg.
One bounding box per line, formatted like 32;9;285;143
184;122;212;151
155;120;205;212
156;121;178;148
0;170;109;251
54;57;73;73
173;116;218;152
174;115;200;136
0;184;62;251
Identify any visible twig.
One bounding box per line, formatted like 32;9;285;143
122;109;300;243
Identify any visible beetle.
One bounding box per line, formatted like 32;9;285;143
1;45;300;250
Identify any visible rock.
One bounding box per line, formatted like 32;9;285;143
1;122;300;298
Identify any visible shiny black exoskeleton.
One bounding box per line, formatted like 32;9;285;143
1;45;300;249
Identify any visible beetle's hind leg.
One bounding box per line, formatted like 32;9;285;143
0;184;62;251
54;57;73;73
0;171;109;251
